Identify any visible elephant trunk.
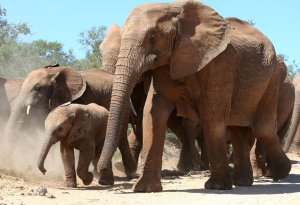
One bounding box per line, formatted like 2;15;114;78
97;45;145;175
283;89;300;152
4;95;27;137
38;134;59;175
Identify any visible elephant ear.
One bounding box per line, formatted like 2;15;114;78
67;107;91;144
49;67;86;110
99;24;121;74
170;0;230;80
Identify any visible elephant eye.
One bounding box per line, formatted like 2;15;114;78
33;85;42;91
148;31;157;43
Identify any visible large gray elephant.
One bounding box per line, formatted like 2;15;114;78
38;103;109;188
283;72;300;154
100;24;205;172
97;0;291;192
4;66;137;181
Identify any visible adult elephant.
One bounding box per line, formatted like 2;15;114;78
100;24;204;171
251;56;295;178
283;72;300;154
97;0;291;192
4;66;137;181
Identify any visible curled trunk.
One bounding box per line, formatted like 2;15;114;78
38;135;58;174
283;90;300;152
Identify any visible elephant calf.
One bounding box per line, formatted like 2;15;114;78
38;103;109;187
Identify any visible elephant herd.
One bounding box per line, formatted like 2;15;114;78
0;0;300;192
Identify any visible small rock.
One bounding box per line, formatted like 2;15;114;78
62;191;69;194
32;186;47;196
46;193;55;199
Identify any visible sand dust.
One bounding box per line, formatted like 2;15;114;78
0;143;299;205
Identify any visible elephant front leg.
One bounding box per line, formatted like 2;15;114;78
132;88;174;192
77;148;95;186
203;121;232;190
60;142;77;188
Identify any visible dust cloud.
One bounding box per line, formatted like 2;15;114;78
0;106;65;183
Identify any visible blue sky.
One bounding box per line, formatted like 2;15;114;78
1;0;299;64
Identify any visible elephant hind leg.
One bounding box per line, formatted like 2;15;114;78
253;75;291;181
230;126;253;186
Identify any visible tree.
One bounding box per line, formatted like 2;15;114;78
76;26;107;70
278;54;300;78
0;5;76;77
0;5;30;46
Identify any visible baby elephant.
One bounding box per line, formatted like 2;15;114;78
38;103;108;187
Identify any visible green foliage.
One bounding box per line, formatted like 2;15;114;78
278;54;300;78
76;26;107;70
0;5;76;77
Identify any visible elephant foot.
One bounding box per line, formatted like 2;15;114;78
64;180;77;188
132;176;162;192
204;175;232;190
233;174;253;186
81;172;93;186
98;168;114;186
271;157;291;181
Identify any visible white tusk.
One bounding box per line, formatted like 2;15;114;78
130;99;137;117
26;105;31;115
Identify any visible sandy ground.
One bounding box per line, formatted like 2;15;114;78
0;147;300;205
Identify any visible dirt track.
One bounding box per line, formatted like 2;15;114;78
0;150;299;205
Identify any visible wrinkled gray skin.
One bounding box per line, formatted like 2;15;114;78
98;1;291;192
250;58;295;178
100;24;204;172
4;66;136;183
283;72;300;154
38;103;109;188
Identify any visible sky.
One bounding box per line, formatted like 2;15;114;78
1;0;299;64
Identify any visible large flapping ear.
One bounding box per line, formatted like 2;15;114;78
67;107;91;144
170;0;230;79
49;67;86;110
99;24;121;74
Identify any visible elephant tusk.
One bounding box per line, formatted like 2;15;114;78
130;99;137;117
26;105;31;115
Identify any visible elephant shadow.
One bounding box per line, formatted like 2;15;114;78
165;174;300;195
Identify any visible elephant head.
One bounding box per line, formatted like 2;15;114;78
5;66;86;136
38;103;94;174
99;24;121;74
98;0;230;174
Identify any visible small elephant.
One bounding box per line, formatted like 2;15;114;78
38;103;109;187
4;64;136;184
